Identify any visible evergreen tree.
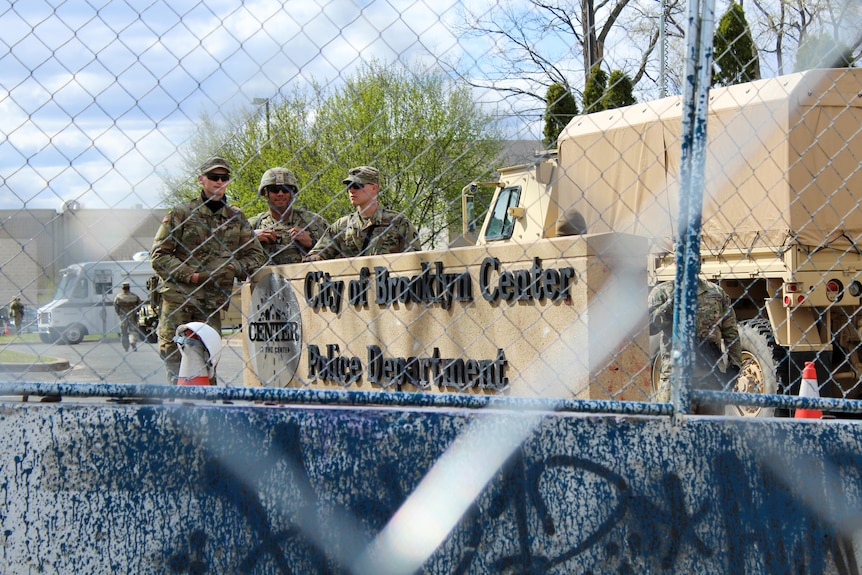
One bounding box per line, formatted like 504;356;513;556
713;2;760;86
582;66;608;113
602;70;637;110
543;83;579;147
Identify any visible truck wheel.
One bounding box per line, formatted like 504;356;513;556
731;319;783;418
60;324;86;345
40;332;60;344
144;319;158;343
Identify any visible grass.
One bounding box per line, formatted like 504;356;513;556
0;348;63;364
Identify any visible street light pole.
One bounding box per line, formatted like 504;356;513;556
252;97;271;140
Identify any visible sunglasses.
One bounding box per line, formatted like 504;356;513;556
205;172;231;182
268;186;297;195
348;182;366;190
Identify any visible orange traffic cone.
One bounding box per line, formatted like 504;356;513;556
795;361;823;419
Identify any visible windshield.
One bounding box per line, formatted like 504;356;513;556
483;185;522;241
53;268;86;300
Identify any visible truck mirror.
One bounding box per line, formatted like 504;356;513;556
507;206;525;219
462;188;475;234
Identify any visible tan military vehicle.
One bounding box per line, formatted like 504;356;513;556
467;68;862;416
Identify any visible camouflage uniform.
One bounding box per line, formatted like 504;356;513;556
307;166;420;260
250;168;328;265
307;209;421;260
9;297;24;334
151;172;266;383
113;284;142;352
649;277;742;412
251;208;328;264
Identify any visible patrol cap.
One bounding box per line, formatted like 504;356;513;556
342;166;379;186
259;167;298;196
199;156;232;175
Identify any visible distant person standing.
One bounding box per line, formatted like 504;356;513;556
151;156;266;384
306;166;421;261
9;296;24;334
250;167;328;265
113;282;142;352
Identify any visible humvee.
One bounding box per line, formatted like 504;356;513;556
466;68;862;416
243;68;862;415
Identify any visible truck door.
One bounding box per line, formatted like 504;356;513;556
70;273;88;299
483;186;522;242
93;268;114;335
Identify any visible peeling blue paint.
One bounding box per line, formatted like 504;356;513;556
2;399;862;573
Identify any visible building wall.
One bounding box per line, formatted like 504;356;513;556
0;208;166;307
0;209;61;309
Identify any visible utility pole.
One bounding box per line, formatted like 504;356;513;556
252;97;271;141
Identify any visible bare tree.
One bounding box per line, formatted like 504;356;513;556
750;0;860;75
453;0;686;114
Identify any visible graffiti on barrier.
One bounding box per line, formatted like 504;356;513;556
155;418;862;574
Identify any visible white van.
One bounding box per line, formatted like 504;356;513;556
37;260;153;344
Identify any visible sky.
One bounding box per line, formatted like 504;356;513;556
0;0;487;211
3;0;856;213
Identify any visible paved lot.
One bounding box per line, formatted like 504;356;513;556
0;332;247;387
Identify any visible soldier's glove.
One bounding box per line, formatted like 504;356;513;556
211;265;236;288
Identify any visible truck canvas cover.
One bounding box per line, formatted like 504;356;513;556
557;68;862;252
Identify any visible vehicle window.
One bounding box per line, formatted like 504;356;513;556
54;270;74;300
94;269;113;295
484;186;521;241
72;278;89;299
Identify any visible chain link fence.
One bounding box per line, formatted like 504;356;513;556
1;0;861;417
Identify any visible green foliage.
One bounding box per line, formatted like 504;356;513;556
713;3;760;86
164;61;504;247
543;83;578;147
582;66;608;113
602;70;636;110
794;34;855;71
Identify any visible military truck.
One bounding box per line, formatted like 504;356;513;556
465;68;862;416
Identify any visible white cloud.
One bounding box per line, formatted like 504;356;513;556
0;0;479;211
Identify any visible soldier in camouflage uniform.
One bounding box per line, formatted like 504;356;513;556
113;282;143;352
151;156;266;384
9;296;24;334
250;167;328;265
649;277;743;414
306;166;421;261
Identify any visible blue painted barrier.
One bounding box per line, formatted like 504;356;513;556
2;390;861;573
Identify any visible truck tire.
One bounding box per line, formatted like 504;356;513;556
731;319;783;418
144;318;158;344
40;332;60;344
649;322;782;417
60;324;86;345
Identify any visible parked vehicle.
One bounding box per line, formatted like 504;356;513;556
465;68;862;416
37;260;154;344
